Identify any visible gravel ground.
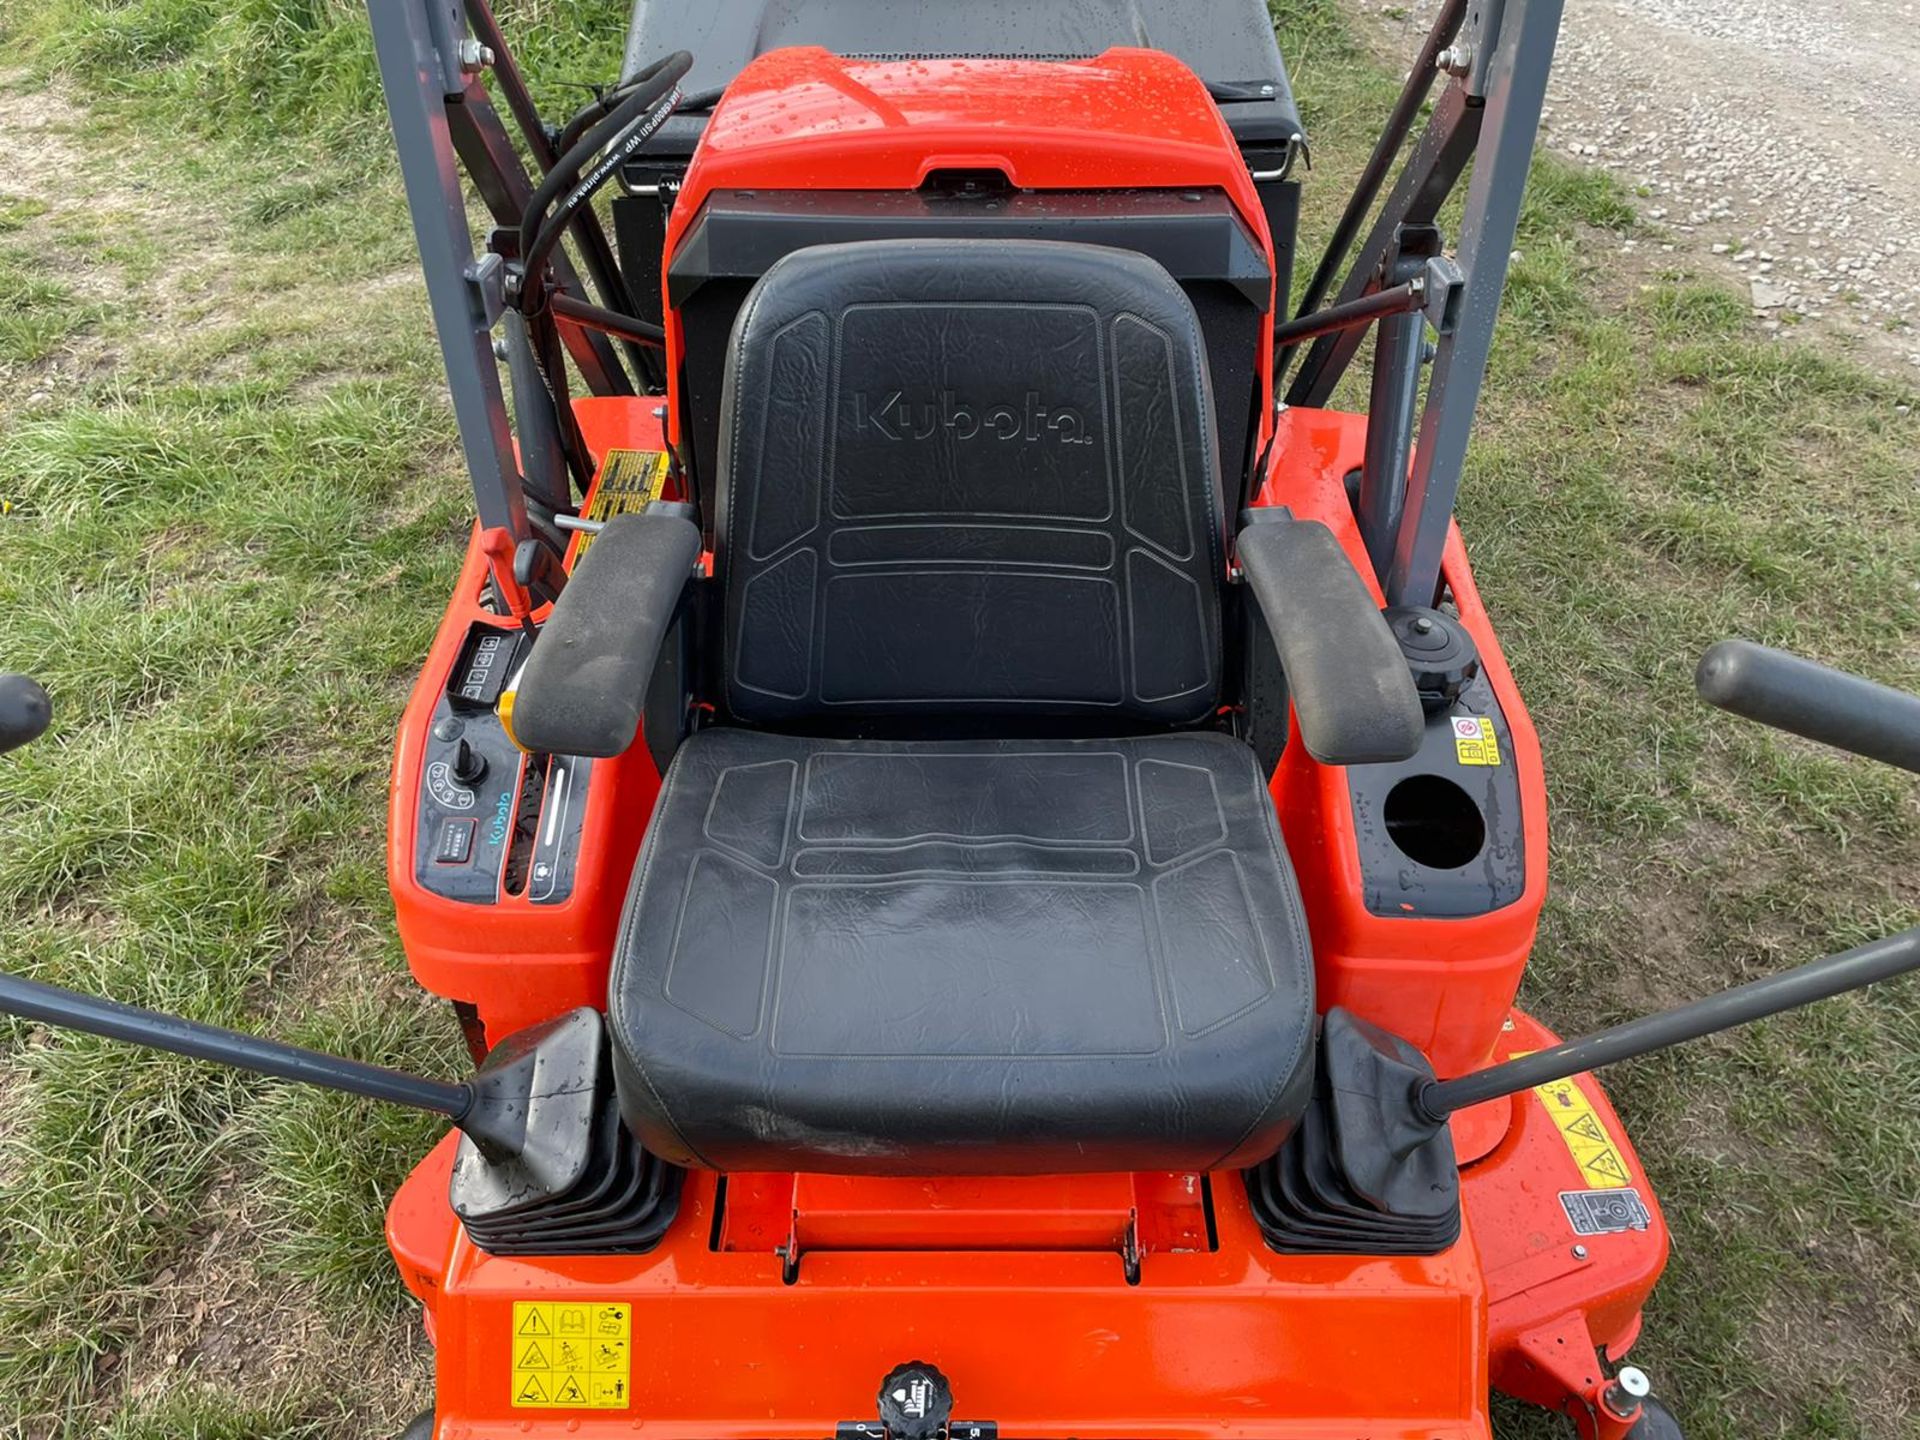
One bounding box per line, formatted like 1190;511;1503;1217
1353;0;1920;375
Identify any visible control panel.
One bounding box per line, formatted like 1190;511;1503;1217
413;622;591;906
1347;607;1526;918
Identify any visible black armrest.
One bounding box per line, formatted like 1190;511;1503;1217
509;511;702;758
1237;515;1423;765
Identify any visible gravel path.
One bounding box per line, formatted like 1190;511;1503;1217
1352;0;1920;375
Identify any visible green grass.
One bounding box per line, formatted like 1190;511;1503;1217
0;0;1917;1435
1274;3;1920;1434
0;11;485;1430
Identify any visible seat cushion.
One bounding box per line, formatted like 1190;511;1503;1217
715;238;1225;730
608;727;1314;1174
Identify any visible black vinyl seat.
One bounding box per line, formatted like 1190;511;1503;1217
611;726;1313;1173
606;239;1318;1174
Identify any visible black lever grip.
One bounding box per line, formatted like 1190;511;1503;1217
1696;640;1920;775
0;674;51;755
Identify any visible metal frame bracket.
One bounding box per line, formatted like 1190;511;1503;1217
1421;255;1465;334
466;252;508;329
1283;0;1564;607
422;0;473;97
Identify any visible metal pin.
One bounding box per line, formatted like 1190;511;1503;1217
1603;1365;1651;1419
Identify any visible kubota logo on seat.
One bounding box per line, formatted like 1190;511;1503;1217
853;389;1095;445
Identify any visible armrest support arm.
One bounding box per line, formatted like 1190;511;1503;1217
1238;514;1423;765
509;510;702;758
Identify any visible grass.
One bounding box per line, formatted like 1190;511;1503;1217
1279;5;1920;1435
0;0;1916;1436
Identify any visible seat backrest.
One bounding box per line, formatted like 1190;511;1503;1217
716;238;1224;731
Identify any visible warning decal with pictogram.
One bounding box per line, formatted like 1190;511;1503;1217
510;1302;632;1409
1532;1076;1633;1190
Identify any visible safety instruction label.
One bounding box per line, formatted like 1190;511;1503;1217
1533;1077;1632;1190
575;448;669;560
1560;1187;1652;1236
510;1301;632;1409
1452;715;1502;766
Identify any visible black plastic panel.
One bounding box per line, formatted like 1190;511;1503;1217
1346;670;1526;918
666;190;1272;311
414;623;590;907
414;699;524;905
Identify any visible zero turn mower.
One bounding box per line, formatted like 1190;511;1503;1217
4;1;1919;1437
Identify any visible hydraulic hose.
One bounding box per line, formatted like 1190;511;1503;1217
519;49;688;237
521;81;683;305
515;49;690;307
556;90;623;159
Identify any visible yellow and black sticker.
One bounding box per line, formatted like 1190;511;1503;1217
1451;714;1502;767
510;1301;632;1409
1533;1077;1632;1190
575;448;669;560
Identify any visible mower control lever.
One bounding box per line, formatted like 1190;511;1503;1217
0;971;468;1113
0;673;51;755
1418;924;1920;1119
1697;639;1920;775
0;971;531;1162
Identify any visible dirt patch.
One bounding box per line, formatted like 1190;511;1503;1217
0;74;100;270
119;1186;433;1430
1345;0;1920;381
0;70;239;387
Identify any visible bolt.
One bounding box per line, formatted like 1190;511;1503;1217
1260;83;1276;96
1571;1243;1589;1260
1436;42;1474;77
1412;615;1435;635
458;38;495;74
492;336;511;360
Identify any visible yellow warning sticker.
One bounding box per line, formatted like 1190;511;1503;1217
1452;714;1503;766
510;1301;632;1409
1533;1077;1633;1190
575;448;669;560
